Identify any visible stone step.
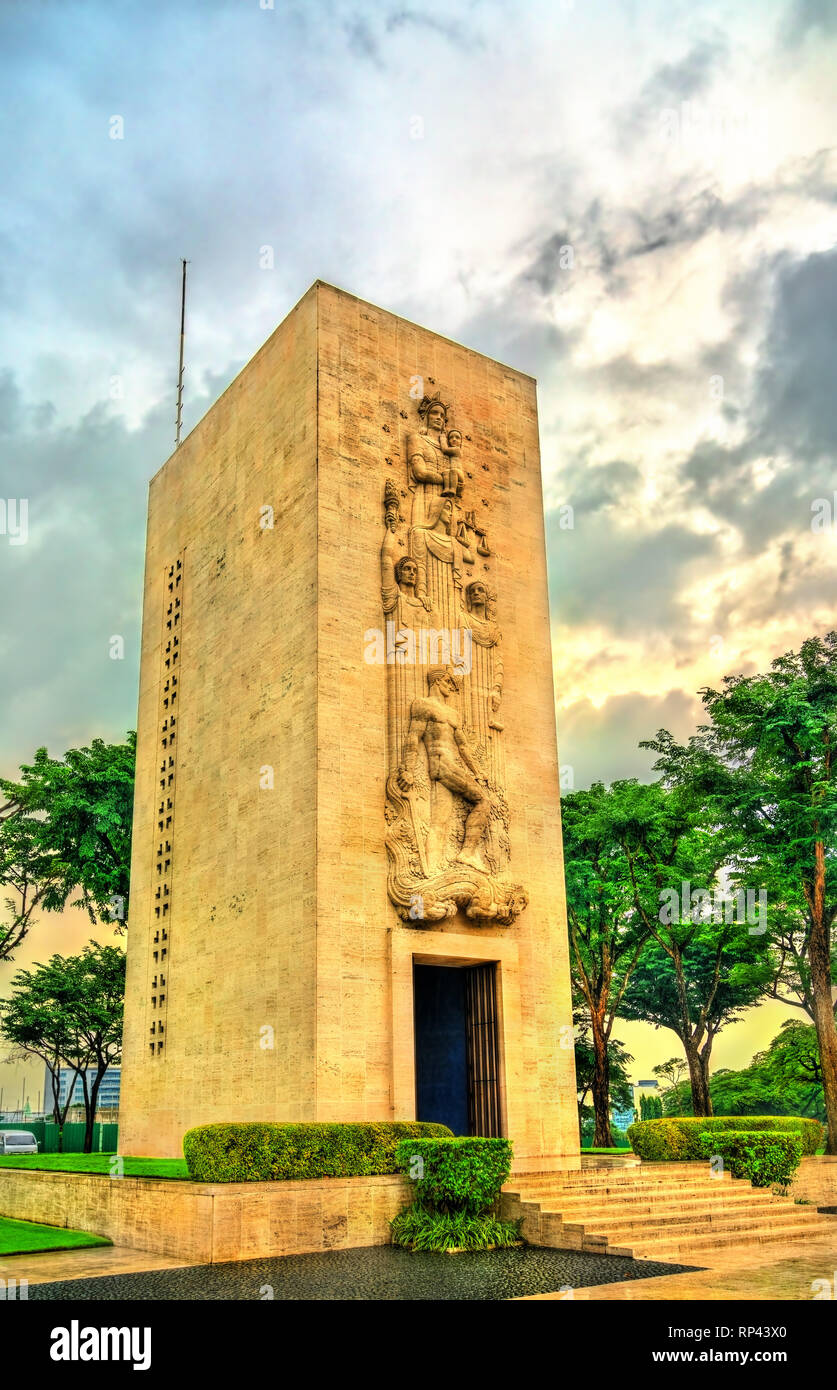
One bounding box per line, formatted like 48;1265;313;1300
506;1173;739;1195
533;1181;783;1203
511;1172;750;1192
554;1197;802;1234
515;1163;739;1179
505;1165;833;1263
510;1186;776;1216
513;1163;723;1184
500;1189;734;1212
526;1201;782;1230
627;1218;834;1261
510;1172;696;1189
574;1203;825;1246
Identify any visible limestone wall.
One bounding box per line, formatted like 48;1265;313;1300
120;285;320;1156
0;1169;410;1263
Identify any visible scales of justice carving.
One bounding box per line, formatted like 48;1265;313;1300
382;392;528;927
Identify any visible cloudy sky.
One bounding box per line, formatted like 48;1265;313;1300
1;0;836;1101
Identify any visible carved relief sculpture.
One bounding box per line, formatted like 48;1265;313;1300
383;392;528;927
398;665;491;874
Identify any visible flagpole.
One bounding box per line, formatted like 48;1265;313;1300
175;258;188;447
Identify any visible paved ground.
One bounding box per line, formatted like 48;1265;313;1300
0;1246;190;1287
523;1229;837;1301
22;1244;698;1301
9;1227;837;1300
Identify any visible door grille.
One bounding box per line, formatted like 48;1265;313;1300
465;963;501;1137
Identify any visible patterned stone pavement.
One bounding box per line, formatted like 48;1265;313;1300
20;1244;699;1301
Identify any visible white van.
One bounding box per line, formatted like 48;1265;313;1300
0;1131;39;1155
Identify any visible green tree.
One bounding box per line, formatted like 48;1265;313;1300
574;1019;634;1139
765;897;837;1022
596;781;730;1117
620;926;772;1116
0;735;135;962
753;1019;825;1119
0;943;125;1151
640;1091;663;1119
656;1066;691;1115
642;633;837;1151
0;981;82;1134
563;782;656;1146
653;1056;688;1098
660;1024;826;1123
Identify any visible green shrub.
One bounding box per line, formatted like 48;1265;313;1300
697;1131;803;1192
391;1136;519;1252
390;1203;520;1252
182;1121;453;1182
394;1136;512;1214
627;1114;822;1162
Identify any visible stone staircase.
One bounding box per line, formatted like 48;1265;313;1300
501;1162;835;1263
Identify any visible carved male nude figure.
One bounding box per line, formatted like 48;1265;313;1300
398;665;491;872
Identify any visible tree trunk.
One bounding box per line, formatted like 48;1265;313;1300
684;1037;712;1116
590;1016;614;1147
698;1037;715;1117
81;1072;94;1154
48;1065;61;1128
671;943;712;1116
57;1068;82;1154
83;1065;108;1154
807;863;837;1154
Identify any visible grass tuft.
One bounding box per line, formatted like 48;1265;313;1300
391;1203;521;1253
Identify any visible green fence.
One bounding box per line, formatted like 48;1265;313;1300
2;1122;118;1153
1;1120;47;1147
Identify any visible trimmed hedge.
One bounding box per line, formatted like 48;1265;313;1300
394;1136;512;1213
182;1121;453;1182
627;1115;822;1162
391;1137;519;1252
698;1131;803;1191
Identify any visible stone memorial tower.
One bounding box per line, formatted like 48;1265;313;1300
119;282;579;1171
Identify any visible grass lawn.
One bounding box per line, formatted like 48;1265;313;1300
0;1153;190;1179
0;1215;111;1255
584;1147;634;1155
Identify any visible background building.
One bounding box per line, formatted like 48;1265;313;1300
634;1079;662;1119
42;1066;121;1115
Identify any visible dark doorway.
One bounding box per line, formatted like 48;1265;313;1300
413;962;502;1137
414;965;468;1135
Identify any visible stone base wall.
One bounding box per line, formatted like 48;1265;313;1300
789;1156;837;1206
0;1169;412;1264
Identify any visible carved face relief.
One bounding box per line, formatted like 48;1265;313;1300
433;671;459;700
447;430;462;447
467;582;488;612
437;498;454;532
396;557;418;590
426;403;446;433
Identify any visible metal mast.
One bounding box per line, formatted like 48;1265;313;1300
175;258;188;447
